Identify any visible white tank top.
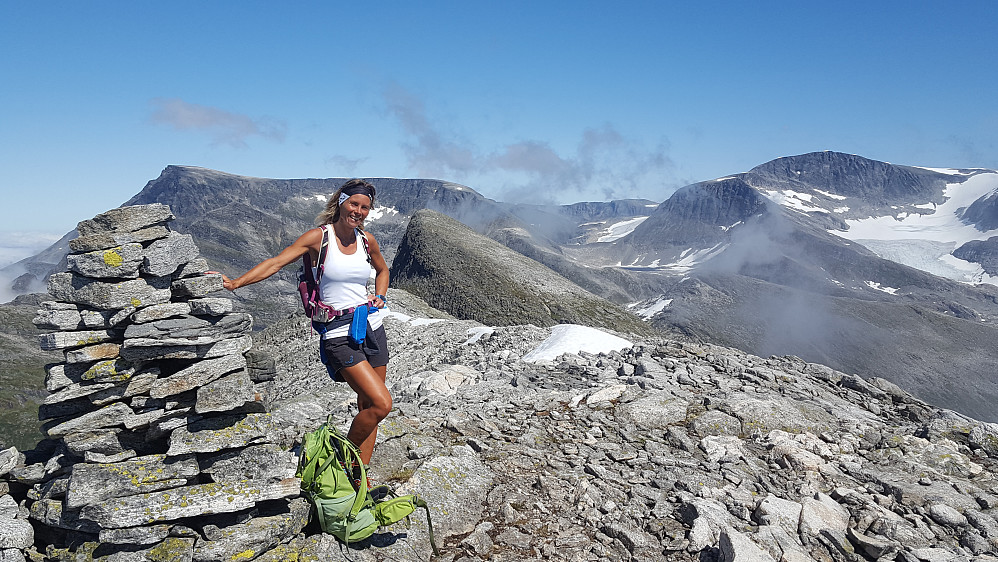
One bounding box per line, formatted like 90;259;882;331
316;226;382;338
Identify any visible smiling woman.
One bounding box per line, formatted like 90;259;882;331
217;179;392;494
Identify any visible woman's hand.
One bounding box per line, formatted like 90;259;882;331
207;271;237;291
369;294;386;309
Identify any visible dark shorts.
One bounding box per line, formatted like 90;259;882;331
320;324;389;381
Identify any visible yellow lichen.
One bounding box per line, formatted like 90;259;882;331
103;249;124;267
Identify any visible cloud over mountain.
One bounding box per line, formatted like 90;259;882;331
150;98;287;148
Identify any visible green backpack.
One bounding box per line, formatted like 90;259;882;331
296;416;440;555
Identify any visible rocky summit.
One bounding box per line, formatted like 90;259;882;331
1;203;997;562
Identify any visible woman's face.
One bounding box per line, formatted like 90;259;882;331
339;194;372;228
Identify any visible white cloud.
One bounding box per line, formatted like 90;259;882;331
150;98;287;148
381;83;674;203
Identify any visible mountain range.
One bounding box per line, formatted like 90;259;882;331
4;151;998;427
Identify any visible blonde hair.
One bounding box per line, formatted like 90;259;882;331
315;179;376;227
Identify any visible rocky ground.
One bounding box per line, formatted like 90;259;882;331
242;289;998;561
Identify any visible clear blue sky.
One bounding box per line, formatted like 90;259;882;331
1;1;996;266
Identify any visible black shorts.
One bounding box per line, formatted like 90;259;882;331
320;324;389;381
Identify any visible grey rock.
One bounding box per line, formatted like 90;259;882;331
396;445;494;539
192;498;310;562
39;329;118;351
928;503;968;527
69;224;170;253
0;448;20;478
79;478;299;528
189;297;233;316
75;203;174;236
752;494;803;533
969;422;998;456
63;342;120;363
33;303;83;330
0;548;26;562
43;380;116;405
846;527;898;559
166;413;277;456
131;302;193;323
141;232;199;277
150;353;247;399
171;274;224;298
80;308;118;328
244;349;276;382
124;312;252;342
65;454;200;508
47;272;173;310
173;257;209;279
690;409;742;437
27;497;101;533
45;401;134;437
198;444;297;482
0;519;33;549
120;334;252;362
79;357;147;383
67;243;144;279
616;390;690;430
799;492;850;545
719;527;776;562
460;522;495;555
194;370;259;414
99;524;171;545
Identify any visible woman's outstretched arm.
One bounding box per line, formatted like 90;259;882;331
220;228;323;290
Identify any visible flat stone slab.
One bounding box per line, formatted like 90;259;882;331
194;370;257;414
192;498;310;562
79;478;300;528
189;298;233;316
65;454;199;509
150;353;246;399
124;313;251;342
80;357;147;383
171;274;224;298
69;224;170;253
48;272;173;310
141;232;199;277
199;444;298;482
67;243;144;279
132;303;193;324
166;413;276;456
43;381;116;405
99;524;171;545
45;402;134;438
120;334;252;362
40;329;119;351
75;203;174;236
64;342;121;364
33;304;83;330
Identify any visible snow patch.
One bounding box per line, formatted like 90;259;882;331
865;281;899;295
366;206;400;221
629;297;672;319
463;326;495;346
385;310;446;326
833;207;850;213
813;189;847;201
720;221;742;232
597;216;649;243
522;324;633;363
764;190;826;213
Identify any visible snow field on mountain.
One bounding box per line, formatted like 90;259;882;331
830;172;998;285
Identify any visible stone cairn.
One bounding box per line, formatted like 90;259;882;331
0;204;307;561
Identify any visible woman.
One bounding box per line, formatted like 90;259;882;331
219;179;391;471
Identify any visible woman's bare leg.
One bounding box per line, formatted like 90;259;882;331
338;361;391;465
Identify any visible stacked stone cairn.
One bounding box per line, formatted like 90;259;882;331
3;204;306;561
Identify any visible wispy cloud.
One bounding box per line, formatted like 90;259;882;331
150;98;287;148
382;83;674;203
324;155;369;175
0;231;62;268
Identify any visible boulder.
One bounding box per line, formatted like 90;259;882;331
75;203;174;236
141;232;199;277
67;243;144;279
47;272;173;310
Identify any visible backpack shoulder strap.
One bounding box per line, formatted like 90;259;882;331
315;225;331;284
355;228;372;265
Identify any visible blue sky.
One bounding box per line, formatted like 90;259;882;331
1;1;996;266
